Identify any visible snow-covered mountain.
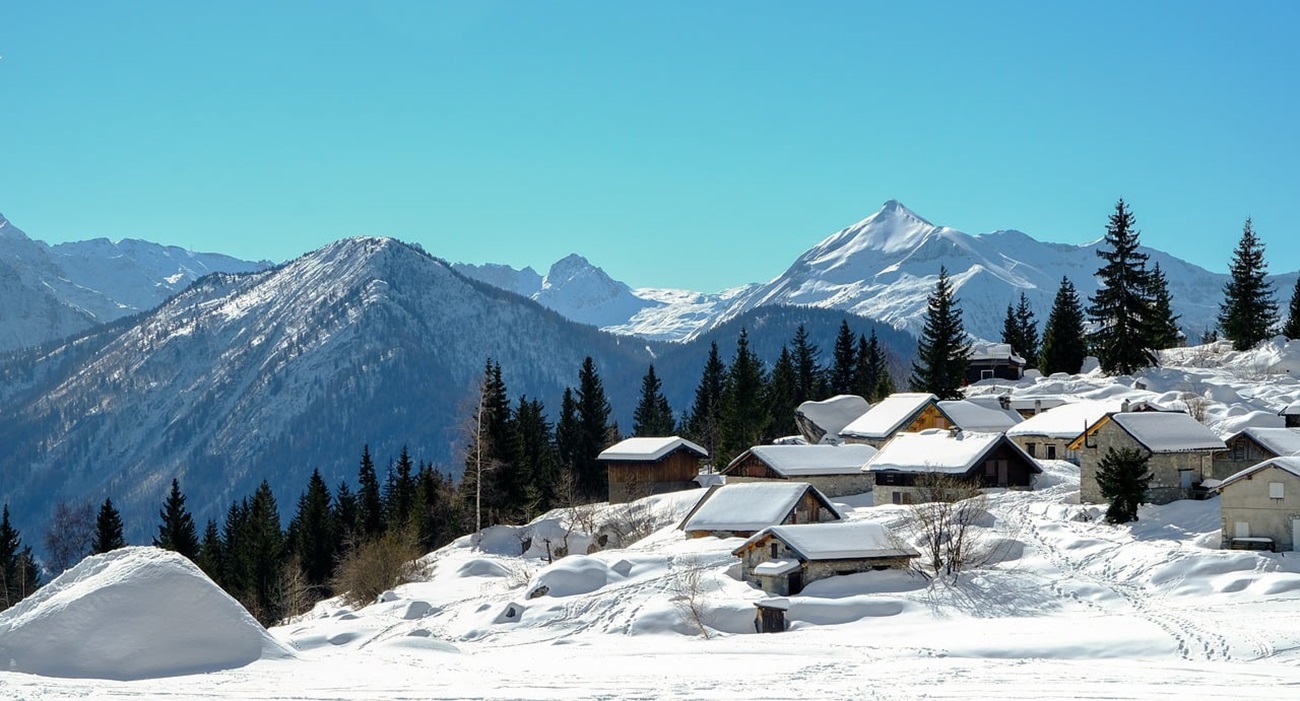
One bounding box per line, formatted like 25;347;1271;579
459;201;1297;344
0;237;656;541
0;212;269;352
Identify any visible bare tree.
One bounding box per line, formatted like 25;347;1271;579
906;473;992;578
44;500;96;573
671;556;712;639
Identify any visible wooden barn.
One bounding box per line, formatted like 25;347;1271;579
720;444;878;497
839;393;955;448
677;482;843;539
598;436;708;503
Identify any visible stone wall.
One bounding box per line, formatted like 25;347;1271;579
1077;422;1213;504
722;474;874;498
1219;467;1300;551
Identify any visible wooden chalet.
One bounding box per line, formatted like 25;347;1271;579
598;436;708;503
839;393;954;448
678;482;843;539
965;343;1026;384
864;429;1041;505
1212;427;1300;480
720;444;878;497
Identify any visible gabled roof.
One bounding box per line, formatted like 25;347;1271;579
939;399;1022;433
840;393;946;440
795;394;871;444
1212;456;1300;492
598;436;708;462
1007;400;1122;440
679;482;842;533
863;430;1039;475
723;444;879;477
968;342;1026;365
1225;427;1300;457
1281;402;1300;417
1071;412;1225;453
733;521;919;561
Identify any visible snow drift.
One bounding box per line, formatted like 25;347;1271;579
0;547;291;680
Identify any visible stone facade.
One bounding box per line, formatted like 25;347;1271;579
1008;435;1076;464
735;535;913;595
1218;465;1300;551
1075;421;1215;504
721;474;874;498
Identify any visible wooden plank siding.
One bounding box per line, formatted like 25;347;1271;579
606;447;703;503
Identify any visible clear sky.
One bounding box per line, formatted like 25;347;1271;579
1;2;1296;291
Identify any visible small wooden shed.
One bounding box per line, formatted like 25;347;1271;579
599;436;708;503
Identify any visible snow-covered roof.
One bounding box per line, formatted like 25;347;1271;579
1227;427;1300;457
736;521;918;561
969;342;1026;365
1213;456;1300;492
752;559;801;576
680;482;841;533
1281;402;1300;417
939;399;1022;433
795;394;871;444
725;444;879;476
1006;400;1121;439
840;393;941;440
1110;412;1225;453
1005;396;1070;413
598;436;707;462
864;430;1032;474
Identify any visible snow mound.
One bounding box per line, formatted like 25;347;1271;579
526;555;625;598
0;546;291;680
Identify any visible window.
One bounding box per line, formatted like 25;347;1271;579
1026;443;1037;458
891;491;902;505
1232;443;1246;461
981;369;994;380
770;542;779;558
1270;482;1285;499
1046;445;1057;460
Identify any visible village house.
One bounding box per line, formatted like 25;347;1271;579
965;343;1026;384
1071;411;1225;505
1006;399;1122;463
794;394;871;445
938;398;1024;433
1212;427;1300;480
677;482;843;539
863;429;1041;505
720;444;878;497
1004;395;1070;419
598;436;708;504
839;393;954;448
1282;402;1300;429
1210;456;1300;552
731;521;918;596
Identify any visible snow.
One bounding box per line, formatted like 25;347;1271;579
969;342;1026;364
0;547;290;680
864;430;1022;474
794;394;871;443
1112;412;1227;452
752;558;801;576
681;482;841;533
731;444;878;476
1006;399;1122;438
1226;427;1300;457
840;392;939;440
1215;456;1300;490
744;521;918;560
598;435;708;462
939;398;1022;432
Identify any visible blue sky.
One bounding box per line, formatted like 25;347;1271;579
1;2;1296;290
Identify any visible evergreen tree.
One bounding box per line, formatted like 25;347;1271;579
828;320;857;395
909;267;971;400
854;330;892;401
332;481;359;547
515;397;560;513
719;328;770;463
412;463;456;551
1218;218;1278;350
1039;277;1088;375
243;481;285;625
91;497;126;554
1086;199;1157;374
555;387;580;490
1145;263;1182;351
290;469;336;589
384;447;417;529
790;324;823;403
574;357;614;499
684;342;727;460
1;505;40;611
765;345;799;441
1095;447;1152;524
153;478;200;561
356;445;385;538
632;365;676;437
197;519;225;585
1283;276;1300;340
1002;293;1040;368
221;498;251;600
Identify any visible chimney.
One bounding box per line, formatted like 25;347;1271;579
1121;399;1131;413
1034;399;1043;414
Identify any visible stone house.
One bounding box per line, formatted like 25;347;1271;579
794;394;871;445
863;429;1041;505
1211;456;1300;552
678;482;843;539
965;342;1026;384
1006;399;1121;464
720;444;878;497
599;436;708;504
1070;412;1225;505
1212;427;1300;480
839;393;954;448
731;521;918;596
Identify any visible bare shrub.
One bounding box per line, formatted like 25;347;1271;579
906;473;998;579
331;530;425;608
43;500;95;574
1181;391;1211;423
276;554;315;622
599;498;660;550
671;556;712;639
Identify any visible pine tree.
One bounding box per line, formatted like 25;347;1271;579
243;481;285;625
290;469;336;589
1218;218;1278;350
632;365;676;437
1283;277;1300;340
765;345;799;441
1;505;40;611
384;447;417;530
512;396;557;515
574;357;614;499
719;328;770;463
332;481;359;547
221;498;251;599
1002;293;1039;368
684;342;727;460
829;320;857;395
555;387;580;488
854;330;891;401
790;324;823;403
1095;447;1152;524
197;518;224;585
909;267;971;400
356;445;385;538
153;478;200;561
1039;277;1088;375
91;497;126;554
412;463;456;551
1145;263;1182;351
1087;199;1157;374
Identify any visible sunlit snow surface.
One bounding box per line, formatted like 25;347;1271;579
7;341;1300;698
